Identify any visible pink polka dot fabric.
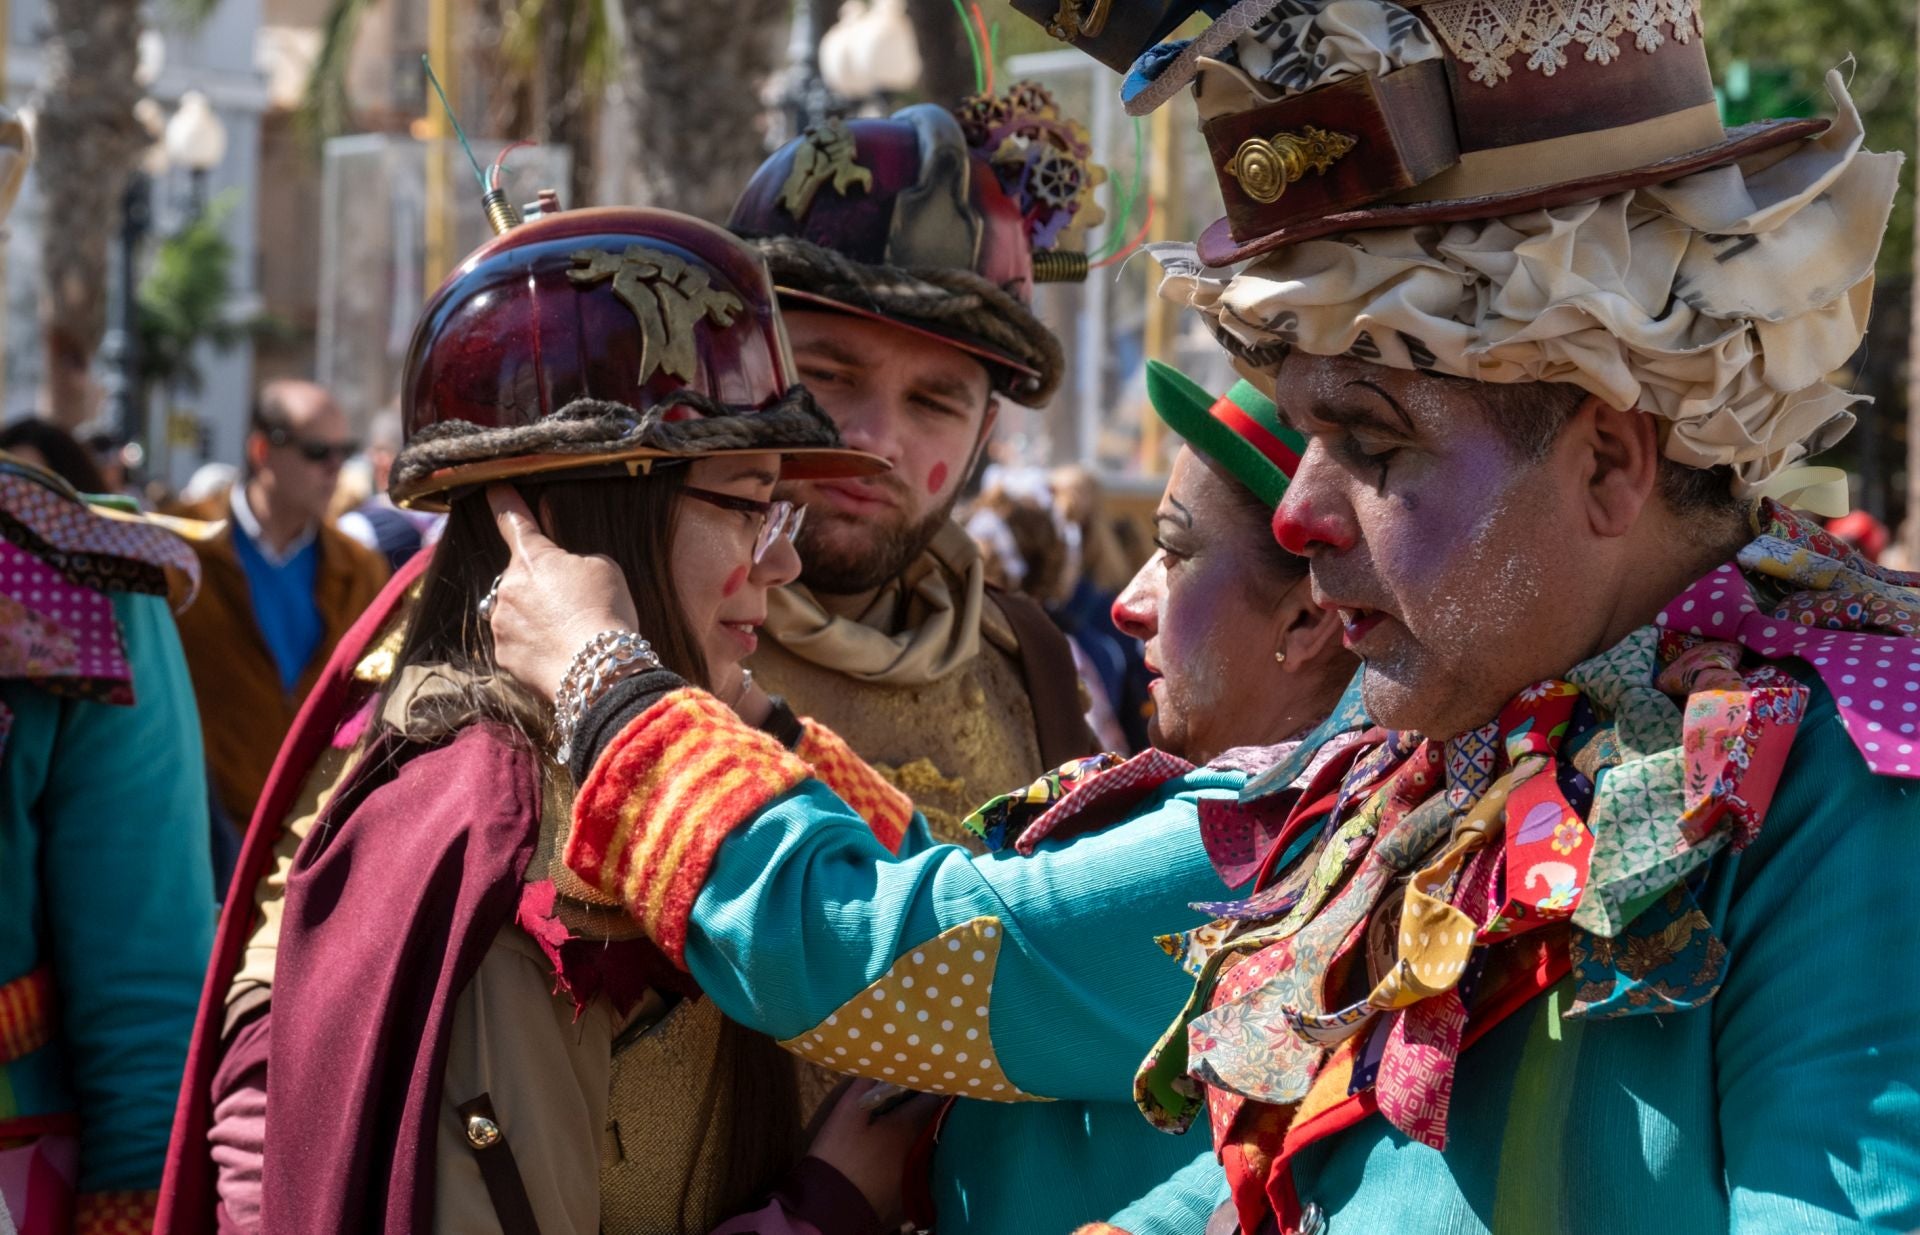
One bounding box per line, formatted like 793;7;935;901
0;540;132;701
1655;561;1920;778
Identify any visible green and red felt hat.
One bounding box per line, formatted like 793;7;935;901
1145;359;1303;508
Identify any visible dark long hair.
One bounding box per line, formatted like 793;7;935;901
0;418;108;493
390;469;708;716
383;466;804;1225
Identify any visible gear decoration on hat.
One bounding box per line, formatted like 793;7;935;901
958;82;1108;253
1043;0;1112;42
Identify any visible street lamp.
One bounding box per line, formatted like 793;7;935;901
100;98;171;449
819;0;922;105
163;90;227;214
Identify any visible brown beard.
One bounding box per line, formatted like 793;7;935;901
791;489;961;595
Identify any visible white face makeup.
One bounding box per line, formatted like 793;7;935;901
1270;353;1586;739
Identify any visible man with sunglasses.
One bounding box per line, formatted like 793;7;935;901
176;379;387;833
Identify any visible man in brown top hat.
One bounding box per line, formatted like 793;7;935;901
1014;0;1918;1232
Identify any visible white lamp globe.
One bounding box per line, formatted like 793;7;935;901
854;0;922;94
163;91;228;172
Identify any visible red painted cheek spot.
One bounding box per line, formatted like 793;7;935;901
926;462;950;496
721;565;748;598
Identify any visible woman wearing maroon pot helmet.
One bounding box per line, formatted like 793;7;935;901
206;207;946;1235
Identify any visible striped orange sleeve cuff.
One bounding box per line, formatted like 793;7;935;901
795;719;914;854
74;1189;159;1235
567;687;810;965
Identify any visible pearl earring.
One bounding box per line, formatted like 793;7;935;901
1274;651;1287;665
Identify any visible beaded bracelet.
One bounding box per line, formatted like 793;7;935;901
551;629;661;763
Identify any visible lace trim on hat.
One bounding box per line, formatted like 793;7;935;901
1419;0;1702;86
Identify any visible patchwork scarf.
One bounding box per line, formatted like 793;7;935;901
1137;500;1920;1152
0;458;201;719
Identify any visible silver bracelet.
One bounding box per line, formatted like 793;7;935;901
551;629;661;764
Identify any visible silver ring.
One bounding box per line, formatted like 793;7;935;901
477;573;503;622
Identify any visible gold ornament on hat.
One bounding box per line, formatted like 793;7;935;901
1044;0;1111;41
568;247;745;384
1226;126;1358;205
778;119;874;218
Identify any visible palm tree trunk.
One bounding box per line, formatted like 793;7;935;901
539;0;600;211
904;0;974;108
612;0;791;222
35;0;147;428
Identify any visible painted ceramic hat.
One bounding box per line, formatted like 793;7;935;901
1144;360;1303;508
728;85;1106;406
1014;0;1828;266
392;207;888;510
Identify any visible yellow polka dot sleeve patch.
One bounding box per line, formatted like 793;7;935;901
778;916;1045;1101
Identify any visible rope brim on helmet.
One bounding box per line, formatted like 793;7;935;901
389;384;889;511
749;235;1066;408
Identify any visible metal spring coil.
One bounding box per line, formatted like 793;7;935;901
483;188;524;235
1030;249;1090;283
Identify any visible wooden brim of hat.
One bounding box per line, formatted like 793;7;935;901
1197;115;1827;268
391;443;891;513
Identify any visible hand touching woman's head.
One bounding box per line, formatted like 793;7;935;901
388;452;800;733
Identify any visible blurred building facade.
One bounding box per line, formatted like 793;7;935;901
5;0;266;490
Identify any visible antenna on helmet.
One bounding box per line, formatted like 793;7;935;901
423;55;523;234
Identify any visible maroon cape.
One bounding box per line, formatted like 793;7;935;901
155;552;430;1235
264;720;538;1234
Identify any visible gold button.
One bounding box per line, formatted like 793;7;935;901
466;1114;502;1149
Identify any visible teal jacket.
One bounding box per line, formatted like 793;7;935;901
1118;676;1920;1233
0;589;217;1192
683;764;1243;1234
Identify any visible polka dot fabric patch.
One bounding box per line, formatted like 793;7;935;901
777;916;1043;1101
1656;561;1920;777
0;539;132;702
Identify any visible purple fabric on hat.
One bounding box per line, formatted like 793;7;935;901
0;539;131;697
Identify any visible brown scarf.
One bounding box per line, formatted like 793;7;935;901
761;520;1016;687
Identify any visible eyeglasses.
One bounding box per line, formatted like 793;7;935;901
262;425;359;465
680;486;807;564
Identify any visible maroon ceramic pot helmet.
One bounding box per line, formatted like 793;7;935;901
392;206;887;509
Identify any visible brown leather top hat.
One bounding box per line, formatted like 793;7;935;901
1014;0;1827;267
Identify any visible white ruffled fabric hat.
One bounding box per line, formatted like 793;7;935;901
1157;70;1902;492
